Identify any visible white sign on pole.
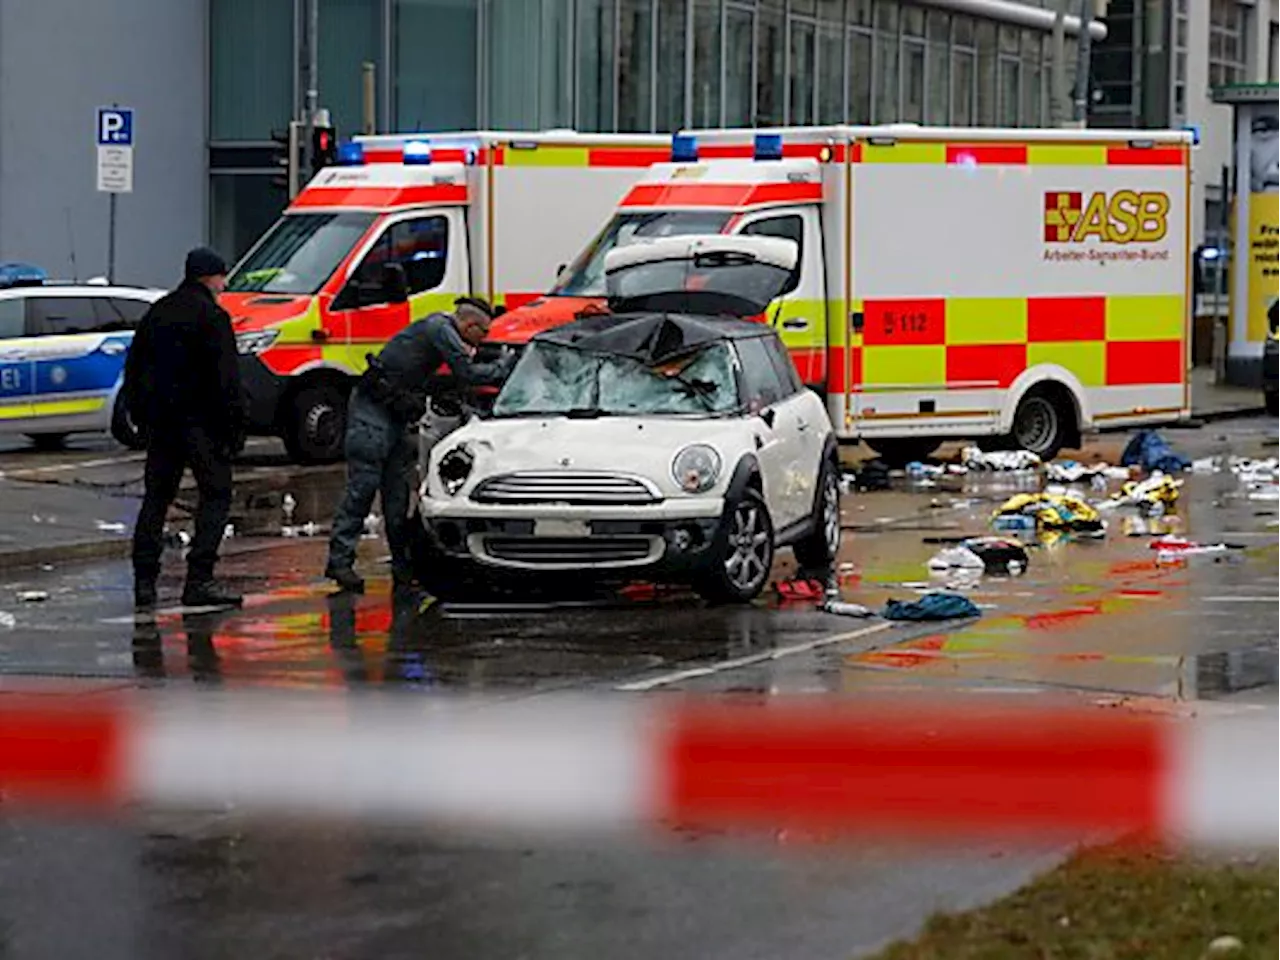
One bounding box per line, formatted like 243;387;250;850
96;107;134;194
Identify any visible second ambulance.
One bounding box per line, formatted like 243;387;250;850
486;124;1193;461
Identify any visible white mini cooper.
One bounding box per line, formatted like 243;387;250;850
415;235;841;603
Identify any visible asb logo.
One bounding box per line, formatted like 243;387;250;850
1043;190;1170;244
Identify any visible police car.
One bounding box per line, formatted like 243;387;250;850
0;264;165;449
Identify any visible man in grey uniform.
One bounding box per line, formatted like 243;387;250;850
324;297;514;593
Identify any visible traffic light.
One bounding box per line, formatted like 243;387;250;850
270;121;302;198
312;123;338;173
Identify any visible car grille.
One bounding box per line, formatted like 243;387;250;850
478;535;659;567
471;472;661;505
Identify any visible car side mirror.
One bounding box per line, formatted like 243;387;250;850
760;408;776;429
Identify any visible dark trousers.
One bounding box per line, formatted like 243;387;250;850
327;389;416;575
132;428;233;586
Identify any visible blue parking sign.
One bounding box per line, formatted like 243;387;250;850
97;108;134;147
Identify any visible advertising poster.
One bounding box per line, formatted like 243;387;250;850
1245;106;1278;341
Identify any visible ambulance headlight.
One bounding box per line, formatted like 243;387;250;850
235;330;279;355
438;444;474;496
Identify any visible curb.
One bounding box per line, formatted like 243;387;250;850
0;538;132;573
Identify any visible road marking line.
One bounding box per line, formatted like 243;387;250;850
1202;596;1279;603
615;622;895;692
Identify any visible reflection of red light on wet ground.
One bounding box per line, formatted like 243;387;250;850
1023;602;1103;631
855;635;947;669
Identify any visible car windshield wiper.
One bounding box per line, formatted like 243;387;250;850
564;407;608;419
491;407;609;419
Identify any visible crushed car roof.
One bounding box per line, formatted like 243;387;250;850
533;311;774;365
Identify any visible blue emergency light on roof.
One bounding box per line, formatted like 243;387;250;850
754;133;784;161
336;141;365;166
402;140;432;165
0;262;47;289
671;133;698;162
1183;123;1202;146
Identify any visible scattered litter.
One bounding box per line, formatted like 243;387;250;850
775;579;827;603
993;492;1105;534
1120;429;1191;474
960;446;1041;472
94;520;127;533
299;521;320;537
40;564;53;572
905;461;946;480
821;600;873;617
838;562;855;573
362;514;382;539
882;592;982;622
0;611;14;629
992;513;1036;534
927;546;984;571
1043;459;1131;485
845;459;892;492
1099;473;1184;514
961;537;1030;575
17;591;48;603
1206;935;1244;955
1191;457;1219;474
282;492;297;523
223;523;235;539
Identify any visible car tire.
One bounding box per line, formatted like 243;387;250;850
1010;390;1068;460
793;457;842;569
1266;390;1278;417
110;393;145;450
26;433;69;451
283;383;350;464
697;488;775;604
864;438;940;467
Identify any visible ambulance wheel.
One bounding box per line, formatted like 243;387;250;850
110;393;145;450
1011;390;1069;460
27;433;68;451
284;383;349;464
864;438;940;467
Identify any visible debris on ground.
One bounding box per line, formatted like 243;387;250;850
17;591;49;602
993;492;1106;534
960;537;1030;575
1121;515;1185;537
775;579;827;604
882;592;982;621
1149;536;1247;564
0;611;14;629
927;546;984;572
1044;459;1132;484
94;520;127;533
1098;473;1184;514
1120;429;1192;475
1228;456;1280;500
960;446;1041;472
820;600;873;617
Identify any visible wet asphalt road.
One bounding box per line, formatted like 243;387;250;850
0;419;1276;959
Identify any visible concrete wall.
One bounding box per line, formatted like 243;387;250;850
0;0;207;289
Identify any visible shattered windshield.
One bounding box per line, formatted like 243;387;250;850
492;341;739;418
552;211;732;297
226;212;375;295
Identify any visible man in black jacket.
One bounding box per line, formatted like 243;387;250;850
124;247;245;611
324;297;514;594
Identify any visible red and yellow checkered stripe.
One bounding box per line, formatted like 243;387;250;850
825;294;1184;395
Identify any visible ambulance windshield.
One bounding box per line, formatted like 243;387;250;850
227;212;376;295
553;211;731;298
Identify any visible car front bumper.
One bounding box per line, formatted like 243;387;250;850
419;498;728;577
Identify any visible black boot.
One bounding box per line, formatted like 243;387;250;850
182;578;243;609
324;564;365;594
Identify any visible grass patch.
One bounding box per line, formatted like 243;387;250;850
869;844;1277;960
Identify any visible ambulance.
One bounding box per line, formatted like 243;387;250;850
223;130;668;462
484;124;1193;462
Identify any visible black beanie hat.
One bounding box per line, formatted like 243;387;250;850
185;246;229;280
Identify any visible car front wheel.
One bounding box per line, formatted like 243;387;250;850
793;458;842;568
697;488;774;604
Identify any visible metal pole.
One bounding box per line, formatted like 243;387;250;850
362;61;376;135
303;0;319;178
1071;0;1093;124
107;193;117;284
1051;4;1066;126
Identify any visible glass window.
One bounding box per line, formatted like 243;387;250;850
818;22;844;123
210;174;288;264
848;27;873;122
1021;30;1042;126
319;0;381;136
26;298;100;337
901;5;924;37
873;0;898;122
487;0;539;127
394;0;478;133
109;298;153;324
763;335;803;395
655;0;687;131
226;212;377;295
925;11;948;125
952;13;974;48
554;210;733;297
210;0;293;141
951;50;975;125
903;41;925;123
975;19;997;126
735;337;786;408
618;0;654;131
725;4;755;127
757;0;786;125
540;0;575;128
848;0;871;27
93;298;148;331
0;299;26;339
578;0;617;132
356;216;449;297
998;24;1019;55
692;0;722;127
789;18;817;125
740;214;803;295
998;56;1020;126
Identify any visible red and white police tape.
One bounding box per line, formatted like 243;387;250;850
0;692;1274;847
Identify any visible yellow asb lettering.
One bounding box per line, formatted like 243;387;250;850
1065;191;1169;244
1135;192;1169;242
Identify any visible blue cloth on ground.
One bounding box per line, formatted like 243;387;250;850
1120;430;1191;475
881;592;982;622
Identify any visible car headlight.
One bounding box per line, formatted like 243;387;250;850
235;330;280;355
672;444;721;493
437;444;474;496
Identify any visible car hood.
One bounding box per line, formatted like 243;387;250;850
425;415;755;498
